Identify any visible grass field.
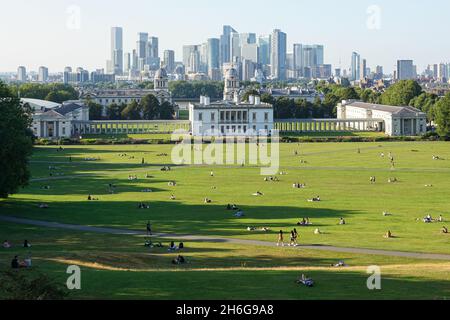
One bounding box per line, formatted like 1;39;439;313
1;141;450;299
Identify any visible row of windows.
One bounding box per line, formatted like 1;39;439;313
198;112;270;122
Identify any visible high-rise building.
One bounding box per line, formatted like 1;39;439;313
270;29;287;80
123;52;131;74
17;66;26;82
110;27;123;75
397;60;416;80
351;52;361;81
293;44;304;76
230;33;241;62
207;38;220;71
183;45;201;73
258;36;271;67
147;37;159;59
136;32;148;70
163;50;175;73
38;66;49;82
241;42;259;64
242;59;256;82
360;59;367;80
220;25;237;65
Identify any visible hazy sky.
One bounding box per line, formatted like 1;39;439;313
1;0;448;73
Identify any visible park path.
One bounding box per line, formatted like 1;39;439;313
1;215;450;261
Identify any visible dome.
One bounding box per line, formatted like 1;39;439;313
154;68;168;79
225;68;238;79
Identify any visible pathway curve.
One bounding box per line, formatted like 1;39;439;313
1;215;450;261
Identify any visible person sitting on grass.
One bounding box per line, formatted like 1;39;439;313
23;255;32;268
168;241;178;252
314;228;322;235
3;240;11;248
226;204;232;210
442;226;448;234
384;230;393;238
170;195;176;201
339;218;346;225
11;256;19;269
296;274;314;287
204;198;212;204
179;243;184;250
39;203;49;209
23;240;31;248
172;255;186;265
252;191;264;196
234;211;245;218
308;196;321;202
332;261;347;268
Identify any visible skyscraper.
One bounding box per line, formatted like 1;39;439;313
359;59;367;80
38;66;49;82
397;60;416;80
136;32;148;71
270;29;287;80
123;52;131;74
111;27;123;75
17;66;26;82
220;25;237;65
163;50;175;73
258;35;271;67
351;52;361;81
207;38;220;71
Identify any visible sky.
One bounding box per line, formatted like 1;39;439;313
0;0;448;73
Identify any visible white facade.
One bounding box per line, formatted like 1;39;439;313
337;100;427;136
189;68;274;136
31;102;89;138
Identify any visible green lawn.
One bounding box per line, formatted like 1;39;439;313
1;141;450;299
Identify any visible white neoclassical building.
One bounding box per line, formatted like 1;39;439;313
80;67;173;115
31;101;89;138
189;68;274;136
337;100;427;136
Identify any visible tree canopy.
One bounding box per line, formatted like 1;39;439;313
380;80;423;106
0;81;34;198
434;92;450;139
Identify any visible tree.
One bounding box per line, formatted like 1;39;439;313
0;81;34;198
87;100;103;120
409;92;439;122
380;80;422;106
242;89;260;102
140;94;160;120
44;90;73;104
158;101;175;120
434;93;450;138
121;100;142;120
106;103;126;120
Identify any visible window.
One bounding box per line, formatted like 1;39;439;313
220;111;225;121
211;113;215;121
62;128;66;135
264;113;269;122
253;113;257;121
211;125;215;132
199;113;203;121
221;126;225;134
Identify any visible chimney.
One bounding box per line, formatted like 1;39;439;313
234;91;240;104
204;96;210;105
255;96;261;105
249;95;255;104
200;96;205;104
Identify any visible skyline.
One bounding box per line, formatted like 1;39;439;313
1;0;449;73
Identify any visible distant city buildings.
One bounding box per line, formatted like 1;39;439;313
17;66;27;82
270;29;287;80
397;60;416;80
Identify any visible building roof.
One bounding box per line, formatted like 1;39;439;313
54;103;85;116
345;101;426;117
154;68;168;79
191;99;272;110
21;98;61;111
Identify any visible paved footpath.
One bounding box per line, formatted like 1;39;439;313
1;215;450;261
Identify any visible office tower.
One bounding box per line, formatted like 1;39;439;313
220;25;237;65
240;33;257;45
189;51;201;73
207;38;220;71
360;59;367;80
136;32;148;70
312;64;332;79
351;52;361;81
38;66;49;82
17;66;26;82
163;50;175;73
132;50;138;72
123;52;131;74
397;60;416;80
183;45;200;72
433;64;439;79
293;44;304;76
241;42;259;64
241;59;256;82
64;66;72;73
199;43;209;73
375;65;383;79
110;27;123;75
301;45;324;68
230;32;241;62
147;37;159;59
438;63;448;82
258;35;271;67
270;29;287;80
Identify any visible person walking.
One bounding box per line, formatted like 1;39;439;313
146;221;152;236
277;230;285;247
